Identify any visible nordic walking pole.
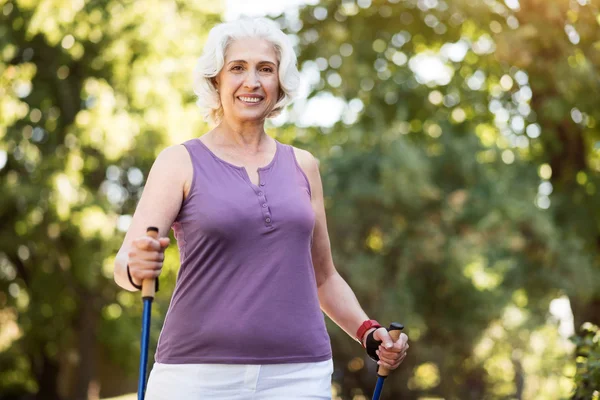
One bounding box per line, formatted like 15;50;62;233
138;226;159;400
372;322;404;400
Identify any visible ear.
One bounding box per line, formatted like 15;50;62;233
211;77;219;92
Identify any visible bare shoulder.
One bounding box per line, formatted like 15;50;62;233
149;144;193;193
152;144;191;173
291;146;324;201
291;146;319;176
155;144;190;165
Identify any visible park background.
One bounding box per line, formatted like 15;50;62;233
1;0;599;399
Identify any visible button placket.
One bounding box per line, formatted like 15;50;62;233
255;172;273;227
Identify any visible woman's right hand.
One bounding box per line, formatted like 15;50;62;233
127;235;171;285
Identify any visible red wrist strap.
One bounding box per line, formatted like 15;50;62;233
356;319;381;345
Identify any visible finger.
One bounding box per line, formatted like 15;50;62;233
398;332;409;346
377;350;404;365
379;343;403;354
130;269;162;281
393;342;409;352
129;261;163;279
379;344;409;359
159;237;170;248
377;359;397;370
129;248;165;262
130;259;163;270
376;351;393;365
379;338;408;353
379;352;407;370
394;352;408;367
392;351;408;363
379;340;407;352
389;359;403;370
378;352;406;364
133;236;161;251
144;249;165;262
131;269;162;280
382;359;400;370
373;327;394;349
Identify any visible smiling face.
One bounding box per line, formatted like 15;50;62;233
215;37;281;125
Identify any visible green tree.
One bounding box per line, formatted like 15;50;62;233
286;0;599;398
490;0;600;330
572;323;600;399
0;1;220;398
2;0;599;399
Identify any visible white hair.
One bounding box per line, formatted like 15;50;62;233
193;18;300;125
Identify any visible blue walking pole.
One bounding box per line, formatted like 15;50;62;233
372;322;404;400
137;227;159;400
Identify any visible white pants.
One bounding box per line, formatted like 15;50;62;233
145;359;333;399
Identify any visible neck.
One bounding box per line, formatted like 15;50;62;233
211;118;270;152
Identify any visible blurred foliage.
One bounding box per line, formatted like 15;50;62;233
0;0;220;398
1;0;600;399
572;323;600;399
285;0;600;398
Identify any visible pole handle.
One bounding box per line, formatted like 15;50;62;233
377;322;404;377
141;226;159;299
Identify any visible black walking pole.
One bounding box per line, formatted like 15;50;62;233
137;226;159;400
372;322;404;400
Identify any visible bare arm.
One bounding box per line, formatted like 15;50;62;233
293;148;370;342
294;147;409;370
114;144;192;291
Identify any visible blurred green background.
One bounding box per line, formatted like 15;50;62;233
1;0;600;399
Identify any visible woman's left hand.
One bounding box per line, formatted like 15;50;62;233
373;328;409;370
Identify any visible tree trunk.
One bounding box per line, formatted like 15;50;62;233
35;354;62;400
71;292;98;400
571;297;600;332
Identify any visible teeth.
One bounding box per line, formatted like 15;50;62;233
239;97;262;103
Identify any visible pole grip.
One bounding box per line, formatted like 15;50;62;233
141;227;159;299
377;322;404;377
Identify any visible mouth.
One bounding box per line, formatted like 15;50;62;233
237;95;264;105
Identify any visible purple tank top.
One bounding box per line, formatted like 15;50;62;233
155;138;332;364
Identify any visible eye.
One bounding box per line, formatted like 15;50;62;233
261;66;274;73
230;65;243;71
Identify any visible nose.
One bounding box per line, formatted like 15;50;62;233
243;70;260;89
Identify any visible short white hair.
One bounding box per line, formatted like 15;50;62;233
193;18;300;125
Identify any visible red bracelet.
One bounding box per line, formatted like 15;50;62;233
356;319;381;346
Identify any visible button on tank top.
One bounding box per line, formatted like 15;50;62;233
155;138;332;364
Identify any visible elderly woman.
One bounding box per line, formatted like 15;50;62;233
114;18;409;399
